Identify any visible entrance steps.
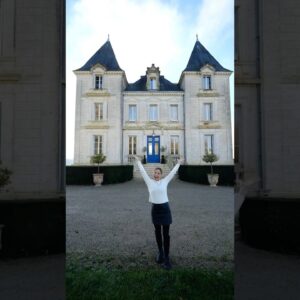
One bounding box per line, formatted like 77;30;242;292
134;163;172;179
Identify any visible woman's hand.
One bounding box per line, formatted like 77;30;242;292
133;155;140;161
177;158;184;164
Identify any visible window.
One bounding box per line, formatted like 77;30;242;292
170;136;179;155
129;136;137;155
150;78;156;90
94;135;103;154
170;105;178;121
203;75;211;90
204;135;214;154
95;75;103;89
95;103;104;120
149;104;158;121
203;103;213;121
128;105;137;122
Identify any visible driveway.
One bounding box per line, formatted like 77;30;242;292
66;179;234;269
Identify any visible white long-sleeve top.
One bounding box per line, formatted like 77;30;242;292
136;161;180;204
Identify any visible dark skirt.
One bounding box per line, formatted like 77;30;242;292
151;202;172;225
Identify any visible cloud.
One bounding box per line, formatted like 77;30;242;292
194;0;234;66
67;0;184;82
66;0;234;160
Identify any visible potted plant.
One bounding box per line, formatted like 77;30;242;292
142;146;147;164
90;153;106;186
160;146;166;164
0;161;12;190
202;151;219;187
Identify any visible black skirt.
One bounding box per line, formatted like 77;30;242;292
151;202;172;225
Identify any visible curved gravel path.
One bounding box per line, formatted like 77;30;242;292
66;179;234;269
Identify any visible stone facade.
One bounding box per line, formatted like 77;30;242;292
0;0;65;200
74;40;233;166
235;0;300;212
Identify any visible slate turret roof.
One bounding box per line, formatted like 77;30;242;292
75;41;123;71
125;76;182;92
184;40;231;72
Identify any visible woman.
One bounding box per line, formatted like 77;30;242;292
134;155;183;270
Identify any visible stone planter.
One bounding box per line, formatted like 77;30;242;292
207;174;219;187
93;173;104;186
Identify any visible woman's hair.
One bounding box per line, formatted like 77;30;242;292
154;167;163;174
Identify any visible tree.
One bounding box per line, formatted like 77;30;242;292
0;161;12;188
202;151;219;174
90;153;106;173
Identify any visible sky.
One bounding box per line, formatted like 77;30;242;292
66;0;234;162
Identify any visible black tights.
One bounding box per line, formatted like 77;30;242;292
154;224;170;257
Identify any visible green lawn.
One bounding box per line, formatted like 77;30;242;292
66;262;233;300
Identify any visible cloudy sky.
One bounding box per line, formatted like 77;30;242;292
66;0;234;162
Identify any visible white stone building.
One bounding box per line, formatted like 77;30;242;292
74;39;233;165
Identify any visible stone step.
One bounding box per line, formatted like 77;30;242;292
133;163;172;179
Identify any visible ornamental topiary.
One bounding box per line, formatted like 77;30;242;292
90;153;106;173
202;151;219;174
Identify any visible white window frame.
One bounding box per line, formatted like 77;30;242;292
203;103;213;121
149;104;158;121
203;75;212;90
170;135;179;155
95;75;103;89
150;78;157;90
95;103;104;120
170;104;179;121
128;104;137;122
128;136;137;155
94;135;103;155
204;134;214;154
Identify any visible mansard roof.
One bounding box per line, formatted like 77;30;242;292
125;75;182;92
75;41;123;71
184;40;231;72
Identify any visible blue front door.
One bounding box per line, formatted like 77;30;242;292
147;135;160;163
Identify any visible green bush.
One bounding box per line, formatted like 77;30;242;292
0;161;12;188
66;165;133;185
178;165;235;186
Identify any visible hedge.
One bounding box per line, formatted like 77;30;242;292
0;199;65;258
66;165;133;185
239;197;300;254
178;165;235;186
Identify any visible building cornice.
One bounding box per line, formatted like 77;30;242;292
73;70;125;76
0;73;21;82
84;89;111;97
198;121;222;129
82;122;110;129
123;121;184;131
197;90;220;97
123;91;184;96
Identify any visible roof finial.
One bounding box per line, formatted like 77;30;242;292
196;34;198;41
107;34;110;41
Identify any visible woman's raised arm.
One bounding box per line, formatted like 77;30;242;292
134;156;152;186
163;158;184;184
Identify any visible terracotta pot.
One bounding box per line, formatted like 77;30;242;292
93;173;104;186
207;174;219;187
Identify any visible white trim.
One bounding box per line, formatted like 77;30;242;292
148;103;159;121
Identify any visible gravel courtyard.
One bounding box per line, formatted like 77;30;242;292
66;179;234;269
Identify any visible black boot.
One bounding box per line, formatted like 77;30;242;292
162;255;172;270
154;226;164;264
162;235;172;270
156;249;164;264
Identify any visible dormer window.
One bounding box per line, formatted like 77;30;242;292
146;64;160;91
150;78;157;90
95;75;103;89
203;75;212;90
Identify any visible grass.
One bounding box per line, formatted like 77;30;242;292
66;256;234;300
